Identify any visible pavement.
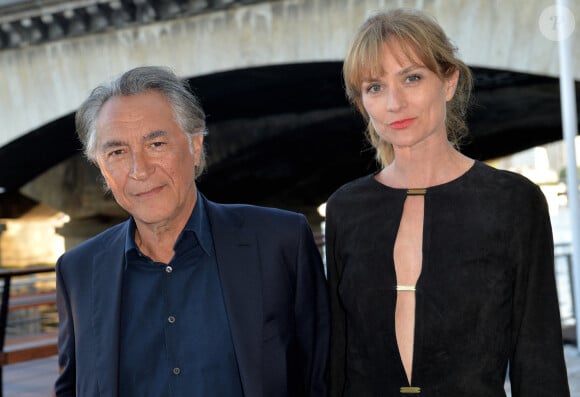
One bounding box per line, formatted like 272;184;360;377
3;346;580;396
3;355;58;397
566;345;580;396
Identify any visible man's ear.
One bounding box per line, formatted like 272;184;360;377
191;133;204;166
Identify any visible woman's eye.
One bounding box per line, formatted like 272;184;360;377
406;74;421;83
366;84;381;93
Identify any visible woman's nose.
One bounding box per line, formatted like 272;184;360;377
385;86;405;112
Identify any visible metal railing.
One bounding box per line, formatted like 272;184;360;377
0;265;56;397
0;266;56;349
555;243;575;328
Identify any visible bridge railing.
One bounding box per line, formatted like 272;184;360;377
556;243;575;329
0;266;57;397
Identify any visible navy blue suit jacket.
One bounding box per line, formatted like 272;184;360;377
53;195;329;396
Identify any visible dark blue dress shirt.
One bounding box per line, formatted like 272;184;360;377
118;195;244;396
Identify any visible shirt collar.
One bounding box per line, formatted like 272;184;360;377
182;193;213;256
124;192;213;263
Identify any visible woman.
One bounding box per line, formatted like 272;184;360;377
325;8;570;396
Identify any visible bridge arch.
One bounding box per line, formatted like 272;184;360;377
0;0;578;221
1;0;577;147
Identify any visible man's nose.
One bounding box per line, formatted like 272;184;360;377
128;151;153;181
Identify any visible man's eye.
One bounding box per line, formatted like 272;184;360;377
108;149;124;157
151;141;166;148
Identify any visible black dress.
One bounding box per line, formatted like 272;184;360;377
325;161;570;396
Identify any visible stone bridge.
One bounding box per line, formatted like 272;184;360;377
0;0;578;242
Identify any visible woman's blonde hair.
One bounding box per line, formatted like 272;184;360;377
343;8;473;166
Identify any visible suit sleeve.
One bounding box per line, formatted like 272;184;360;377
509;185;570;396
294;215;330;396
53;255;77;397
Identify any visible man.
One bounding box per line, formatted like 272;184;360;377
53;66;329;396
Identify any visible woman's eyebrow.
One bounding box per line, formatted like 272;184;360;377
398;65;426;75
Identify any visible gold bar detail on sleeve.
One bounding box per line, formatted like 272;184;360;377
407;188;427;196
400;386;421;393
396;285;416;292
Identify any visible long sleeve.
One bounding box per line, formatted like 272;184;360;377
509;184;570;396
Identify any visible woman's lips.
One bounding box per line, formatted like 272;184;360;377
389;118;415;130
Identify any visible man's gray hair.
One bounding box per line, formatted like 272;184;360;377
75;66;207;178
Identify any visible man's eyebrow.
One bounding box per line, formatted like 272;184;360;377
100;130;168;152
144;130;167;140
101;139;126;151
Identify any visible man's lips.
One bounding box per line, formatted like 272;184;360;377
134;185;164;197
389;118;415;129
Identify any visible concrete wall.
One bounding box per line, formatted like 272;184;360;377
1;0;578;148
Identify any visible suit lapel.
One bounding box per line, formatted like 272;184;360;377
91;222;127;397
205;198;263;397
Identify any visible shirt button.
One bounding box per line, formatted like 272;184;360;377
168;315;176;324
172;367;181;375
166;266;173;273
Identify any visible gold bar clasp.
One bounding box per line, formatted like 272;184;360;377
406;188;427;196
400;386;421;394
